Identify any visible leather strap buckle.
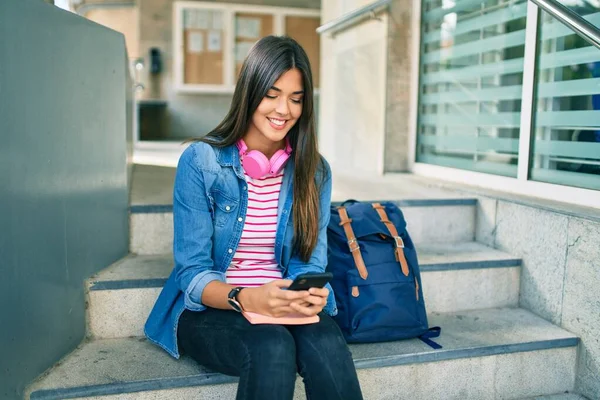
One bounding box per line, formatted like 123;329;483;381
338;206;368;280
372;203;410;277
393;236;405;249
347;239;360;252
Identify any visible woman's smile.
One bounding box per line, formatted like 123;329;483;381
267;117;288;130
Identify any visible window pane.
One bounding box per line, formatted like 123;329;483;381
530;8;600;190
417;0;528;177
234;13;274;82
182;8;225;85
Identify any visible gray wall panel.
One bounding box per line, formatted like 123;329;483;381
0;1;130;399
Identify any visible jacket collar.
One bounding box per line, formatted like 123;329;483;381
214;144;245;179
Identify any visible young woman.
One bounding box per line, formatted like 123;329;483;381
145;36;363;400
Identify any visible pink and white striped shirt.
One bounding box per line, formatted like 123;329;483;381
225;171;284;287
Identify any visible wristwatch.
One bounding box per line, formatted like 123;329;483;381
227;287;245;312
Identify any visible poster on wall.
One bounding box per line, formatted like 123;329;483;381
188;31;204;53
208;31;222;52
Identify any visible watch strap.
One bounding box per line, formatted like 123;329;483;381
227;287;245;312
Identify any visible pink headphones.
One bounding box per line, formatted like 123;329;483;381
236;138;292;179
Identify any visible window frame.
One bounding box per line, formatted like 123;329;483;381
409;0;600;209
173;1;320;94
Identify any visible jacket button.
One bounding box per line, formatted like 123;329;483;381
225;206;231;211
238;217;243;222
228;249;233;254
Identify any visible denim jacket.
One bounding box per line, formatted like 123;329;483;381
144;141;337;358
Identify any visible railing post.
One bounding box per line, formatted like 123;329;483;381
517;1;541;181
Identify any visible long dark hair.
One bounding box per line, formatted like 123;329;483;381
198;35;325;262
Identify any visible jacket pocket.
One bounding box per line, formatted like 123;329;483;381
213;190;239;228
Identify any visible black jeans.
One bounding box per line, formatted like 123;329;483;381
178;308;363;400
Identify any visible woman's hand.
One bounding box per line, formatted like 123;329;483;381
289;287;329;317
238;280;310;317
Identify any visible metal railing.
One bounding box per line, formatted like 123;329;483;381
316;0;599;51
316;0;391;36
531;0;600;50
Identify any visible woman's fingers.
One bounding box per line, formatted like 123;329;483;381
270;306;296;317
277;289;310;301
270;296;325;317
292;301;312;308
308;287;329;298
289;301;322;316
269;280;310;301
292;295;325;307
266;297;300;309
257;280;327;316
272;279;294;289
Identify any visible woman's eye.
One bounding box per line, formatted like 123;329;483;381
291;98;302;104
265;94;277;99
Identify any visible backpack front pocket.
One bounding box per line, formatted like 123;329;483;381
346;262;420;336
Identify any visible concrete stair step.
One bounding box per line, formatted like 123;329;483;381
520;394;588;400
87;242;521;339
27;307;578;400
130;198;478;255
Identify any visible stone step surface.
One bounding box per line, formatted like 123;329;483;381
130;198;478;255
129;164;480;255
520;394;589;400
87;242;521;339
27;307;578;400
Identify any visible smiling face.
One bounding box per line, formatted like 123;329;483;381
243;68;304;157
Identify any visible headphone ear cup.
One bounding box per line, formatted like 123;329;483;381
243;150;270;179
268;149;290;175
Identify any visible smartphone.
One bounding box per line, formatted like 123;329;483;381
287;272;333;291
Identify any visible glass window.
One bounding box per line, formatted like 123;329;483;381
417;0;528;177
182;8;225;85
175;4;320;93
530;8;600;190
234;13;274;82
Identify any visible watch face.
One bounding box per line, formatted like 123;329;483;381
228;298;242;312
228;287;244;312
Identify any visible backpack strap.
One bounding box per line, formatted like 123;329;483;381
337;207;368;280
372;203;410;277
419;327;442;349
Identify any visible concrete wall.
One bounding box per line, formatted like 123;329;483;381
476;199;600;400
384;0;416;172
319;0;389;175
136;0;320;140
0;1;132;399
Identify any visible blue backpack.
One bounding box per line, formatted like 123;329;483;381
327;200;441;348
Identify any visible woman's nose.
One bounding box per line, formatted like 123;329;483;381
275;98;289;116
